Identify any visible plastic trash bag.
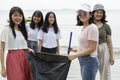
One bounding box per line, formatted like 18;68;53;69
32;52;71;80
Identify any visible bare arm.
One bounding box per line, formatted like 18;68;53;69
0;41;6;77
38;39;43;52
56;39;60;55
106;35;114;65
68;40;97;60
70;48;78;52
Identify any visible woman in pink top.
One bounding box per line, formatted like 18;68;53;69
68;4;99;80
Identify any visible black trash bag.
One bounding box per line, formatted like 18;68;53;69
32;52;71;80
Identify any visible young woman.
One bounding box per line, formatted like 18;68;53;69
92;4;114;80
0;6;34;80
26;10;43;51
68;4;99;80
26;10;44;80
37;11;61;54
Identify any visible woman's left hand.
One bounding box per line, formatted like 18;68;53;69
68;53;77;60
110;57;114;65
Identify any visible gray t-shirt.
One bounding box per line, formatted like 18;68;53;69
98;23;111;44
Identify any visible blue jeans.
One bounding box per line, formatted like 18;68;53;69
78;55;99;80
26;40;38;80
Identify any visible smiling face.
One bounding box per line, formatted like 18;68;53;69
48;13;55;25
93;9;104;21
33;14;41;24
11;11;23;25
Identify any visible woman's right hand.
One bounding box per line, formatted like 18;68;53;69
1;67;6;77
27;48;35;54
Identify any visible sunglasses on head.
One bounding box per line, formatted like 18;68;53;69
77;10;89;16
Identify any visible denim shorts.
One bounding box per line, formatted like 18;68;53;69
78;55;99;80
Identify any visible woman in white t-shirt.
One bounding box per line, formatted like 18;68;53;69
68;4;99;80
26;10;44;80
0;6;34;80
26;10;44;51
37;11;61;54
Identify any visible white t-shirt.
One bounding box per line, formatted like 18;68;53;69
37;27;61;48
26;24;39;41
0;26;28;51
78;23;99;57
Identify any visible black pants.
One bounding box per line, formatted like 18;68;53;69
41;46;57;54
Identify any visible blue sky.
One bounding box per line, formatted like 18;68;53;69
0;0;120;10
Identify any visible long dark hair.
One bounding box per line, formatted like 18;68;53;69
92;10;107;23
41;11;59;34
9;6;27;40
30;10;44;30
76;12;93;26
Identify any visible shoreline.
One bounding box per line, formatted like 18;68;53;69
60;46;120;53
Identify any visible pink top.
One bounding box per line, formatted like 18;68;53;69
78;23;99;57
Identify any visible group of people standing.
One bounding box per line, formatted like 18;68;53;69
0;3;114;80
0;7;61;80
